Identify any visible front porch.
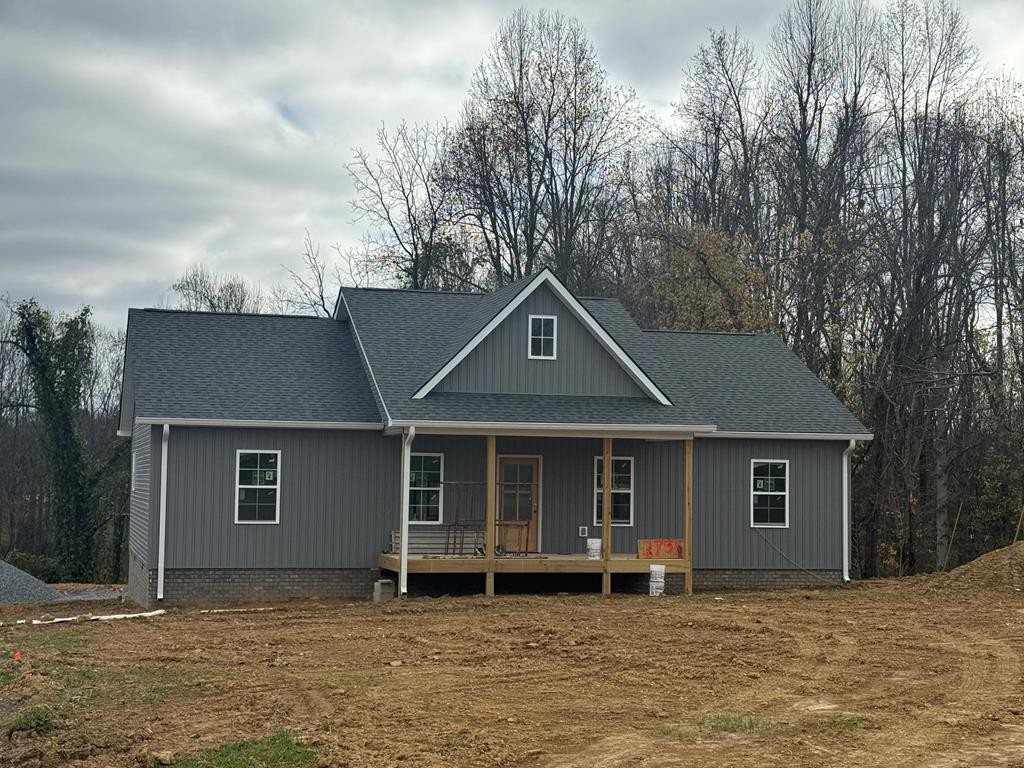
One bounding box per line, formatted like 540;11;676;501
381;431;695;596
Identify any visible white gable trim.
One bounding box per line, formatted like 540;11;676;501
411;270;672;405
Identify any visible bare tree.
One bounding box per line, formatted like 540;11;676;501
169;264;267;313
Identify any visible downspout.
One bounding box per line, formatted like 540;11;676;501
399;426;416;596
157;424;169;601
842;438;856;583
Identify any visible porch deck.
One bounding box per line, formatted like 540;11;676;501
378;552;692;578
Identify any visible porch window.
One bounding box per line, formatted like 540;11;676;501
751;460;788;527
410;453;443;524
593;456;633;526
528;314;557;359
236;450;280;524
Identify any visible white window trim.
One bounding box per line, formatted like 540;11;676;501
409;452;444;525
235;449;281;525
592;455;634;527
750;458;789;529
527;314;558;360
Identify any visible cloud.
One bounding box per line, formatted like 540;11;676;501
0;0;1021;329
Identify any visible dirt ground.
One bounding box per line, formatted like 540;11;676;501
1;546;1023;767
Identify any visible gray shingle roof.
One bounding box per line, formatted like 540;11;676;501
340;286;869;435
123;309;381;424
122;282;867;436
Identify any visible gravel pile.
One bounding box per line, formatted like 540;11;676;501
0;558;64;604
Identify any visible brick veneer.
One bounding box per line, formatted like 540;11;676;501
693;568;843;590
126;566;380;608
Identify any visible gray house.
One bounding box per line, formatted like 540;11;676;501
119;269;871;607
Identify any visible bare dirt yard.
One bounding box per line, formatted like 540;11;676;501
1;545;1024;767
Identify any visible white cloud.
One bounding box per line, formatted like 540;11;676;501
0;0;1020;328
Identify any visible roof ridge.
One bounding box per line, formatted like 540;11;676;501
643;328;765;337
131;307;329;320
342;286;483;296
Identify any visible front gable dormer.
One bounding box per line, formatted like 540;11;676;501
413;270;671;404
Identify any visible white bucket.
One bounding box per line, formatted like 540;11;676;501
649;564;666;596
586;538;602;560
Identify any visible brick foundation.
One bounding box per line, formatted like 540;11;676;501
129;567;380;608
693;568;842;591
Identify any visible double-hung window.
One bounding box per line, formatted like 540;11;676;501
236;450;280;524
409;453;443;524
751;459;788;527
528;314;557;359
593;456;634;526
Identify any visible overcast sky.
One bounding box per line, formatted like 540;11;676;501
1;1;1022;329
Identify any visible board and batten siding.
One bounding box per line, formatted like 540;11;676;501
128;422;153;562
436;284;646;398
158;427;401;570
412;435;685;555
693;438;846;571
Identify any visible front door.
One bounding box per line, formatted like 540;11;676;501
497;456;540;553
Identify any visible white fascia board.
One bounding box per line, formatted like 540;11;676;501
338;289;392;427
116;429;132;438
135;418;384;430
708;431;873;441
392;420;716;439
411;270;672;406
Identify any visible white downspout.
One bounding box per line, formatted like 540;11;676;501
157;424;169;601
399;426;416;596
842;438;856;583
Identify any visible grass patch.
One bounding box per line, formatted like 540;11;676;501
808;713;871;731
0;659;17;688
4;628;86;653
4;706;57;738
698;714;781;735
173;731;316;768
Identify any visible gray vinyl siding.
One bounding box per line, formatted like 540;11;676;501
436;284;646;398
128;421;152;562
413;435;685;555
693;438;845;570
161;427;400;569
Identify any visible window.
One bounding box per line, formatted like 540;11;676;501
236;450;280;524
409;453;443;524
593;456;633;526
528;314;557;359
751;460;788;527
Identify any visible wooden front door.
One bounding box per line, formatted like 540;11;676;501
497;456;540;553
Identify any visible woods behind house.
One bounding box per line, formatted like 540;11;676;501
3;0;1023;581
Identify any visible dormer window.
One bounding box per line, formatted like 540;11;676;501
528;314;557;360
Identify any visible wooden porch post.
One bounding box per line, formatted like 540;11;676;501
601;437;612;595
485;434;496;597
684;437;694;595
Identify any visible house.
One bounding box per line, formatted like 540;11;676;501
118;268;871;607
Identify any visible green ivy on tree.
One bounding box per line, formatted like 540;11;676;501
11;300;121;581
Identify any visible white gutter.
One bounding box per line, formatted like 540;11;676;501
842;438;856;582
709;431;874;441
398;426;416;596
157;424;169;601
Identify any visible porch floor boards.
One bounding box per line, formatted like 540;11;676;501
377;552;691;575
